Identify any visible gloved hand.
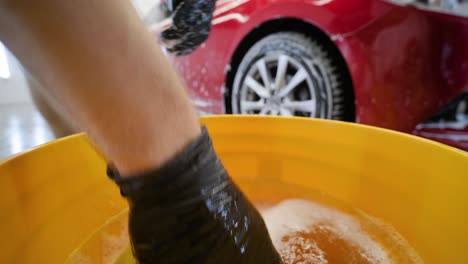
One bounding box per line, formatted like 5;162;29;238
161;0;216;56
108;127;283;264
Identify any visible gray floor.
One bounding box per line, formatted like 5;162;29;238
0;103;55;160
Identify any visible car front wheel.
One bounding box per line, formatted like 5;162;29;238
231;32;352;120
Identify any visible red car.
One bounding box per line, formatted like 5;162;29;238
154;0;468;150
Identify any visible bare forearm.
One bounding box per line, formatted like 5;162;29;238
0;0;200;175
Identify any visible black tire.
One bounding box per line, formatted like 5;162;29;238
230;32;353;120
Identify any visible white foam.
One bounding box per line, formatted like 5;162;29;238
278;234;328;264
261;199;393;264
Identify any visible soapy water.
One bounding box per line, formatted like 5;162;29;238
71;181;423;264
113;201;421;264
261;199;423;264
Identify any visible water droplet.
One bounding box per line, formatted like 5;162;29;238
240;245;245;253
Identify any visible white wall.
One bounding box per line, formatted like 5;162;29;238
0;44;31;105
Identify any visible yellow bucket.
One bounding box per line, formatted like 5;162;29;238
1;116;467;264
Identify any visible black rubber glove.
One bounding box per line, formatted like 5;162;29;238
107;127;283;264
161;0;216;56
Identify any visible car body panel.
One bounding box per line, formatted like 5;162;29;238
338;3;468;131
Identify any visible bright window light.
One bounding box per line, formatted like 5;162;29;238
0;42;11;79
